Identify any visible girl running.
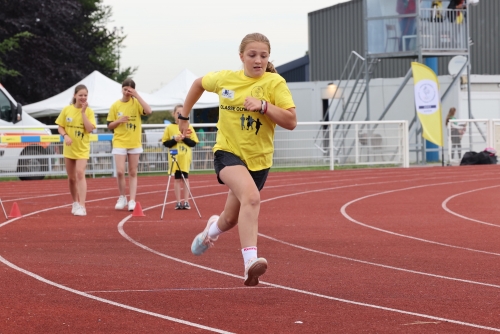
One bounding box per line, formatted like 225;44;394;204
180;33;297;286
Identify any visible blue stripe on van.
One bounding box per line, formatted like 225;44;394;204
21;136;40;143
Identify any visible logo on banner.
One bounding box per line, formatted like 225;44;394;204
414;79;439;115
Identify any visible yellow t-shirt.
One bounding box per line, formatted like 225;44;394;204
161;123;199;173
202;70;295;171
107;98;145;149
55;105;96;159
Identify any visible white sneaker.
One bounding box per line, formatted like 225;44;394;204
74;207;87;216
115;196;127;210
244;257;268;286
128;200;136;211
71;202;80;215
191;215;219;256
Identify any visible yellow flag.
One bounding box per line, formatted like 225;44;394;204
411;62;444;147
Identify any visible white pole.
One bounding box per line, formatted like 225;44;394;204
329;123;334;170
0;198;8;219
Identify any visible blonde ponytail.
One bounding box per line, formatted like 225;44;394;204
266;62;277;73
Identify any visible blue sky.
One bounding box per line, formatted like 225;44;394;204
103;0;348;92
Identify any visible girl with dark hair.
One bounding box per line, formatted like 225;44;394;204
107;78;152;211
180;33;297;286
55;84;96;216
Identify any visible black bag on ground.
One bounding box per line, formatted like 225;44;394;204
460;151;497;165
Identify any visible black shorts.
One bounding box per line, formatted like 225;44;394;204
174;171;188;180
214;150;269;191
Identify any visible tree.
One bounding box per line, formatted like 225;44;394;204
0;0;136;105
0;32;32;78
143;111;175;125
108;26;138;83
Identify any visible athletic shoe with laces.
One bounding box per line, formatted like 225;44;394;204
115;196;127;210
74;206;87;216
244;257;268;286
183;201;191;210
128;200;136;211
175;202;183;210
191;215;219;256
71;202;80;215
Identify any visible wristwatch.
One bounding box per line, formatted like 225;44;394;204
178;114;190;120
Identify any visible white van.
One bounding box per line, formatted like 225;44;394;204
0;83;52;180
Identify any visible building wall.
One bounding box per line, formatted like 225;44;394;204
290;76;460;124
276;55;310;83
278;65;309;83
309;0;500;81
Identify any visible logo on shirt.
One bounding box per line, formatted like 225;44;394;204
118;112;124;117
221;88;234;99
239;113;263;135
251;86;264;99
66;117;73;123
74;130;84;140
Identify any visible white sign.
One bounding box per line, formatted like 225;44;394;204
414;79;439;115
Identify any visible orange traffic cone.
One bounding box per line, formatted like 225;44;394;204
132;201;145;217
8;202;22;218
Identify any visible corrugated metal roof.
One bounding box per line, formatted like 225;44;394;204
309;0;500;80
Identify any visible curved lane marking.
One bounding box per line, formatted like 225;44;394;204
442;185;500;228
259;234;500;289
0;195;233;333
340;180;500;257
2;173;500;332
120;203;500;333
0;256;233;334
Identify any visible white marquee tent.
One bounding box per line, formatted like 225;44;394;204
23;71;178;117
151;69;219;109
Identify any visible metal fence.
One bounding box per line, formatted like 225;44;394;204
420;8;468;51
447;119;500;165
0;121;411;180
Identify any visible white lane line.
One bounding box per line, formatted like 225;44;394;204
0;256;233;334
340;179;500;257
0;173;424;225
259;234;500;289
120;205;500;333
0;166;472;203
2;173;498;332
0;176;219;204
0;192;235;333
442;185;500;228
86;286;274;293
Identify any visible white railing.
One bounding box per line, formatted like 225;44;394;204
420;8;468;51
369;8;467;54
0;121;410;180
310;121;409;168
447;119;500;165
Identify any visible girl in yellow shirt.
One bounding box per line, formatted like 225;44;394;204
161;105;199;210
181;33;297;286
107;78;152;212
55;84;96;216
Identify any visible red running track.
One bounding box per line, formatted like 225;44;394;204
1;166;500;333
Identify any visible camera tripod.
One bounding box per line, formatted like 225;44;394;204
160;149;201;219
